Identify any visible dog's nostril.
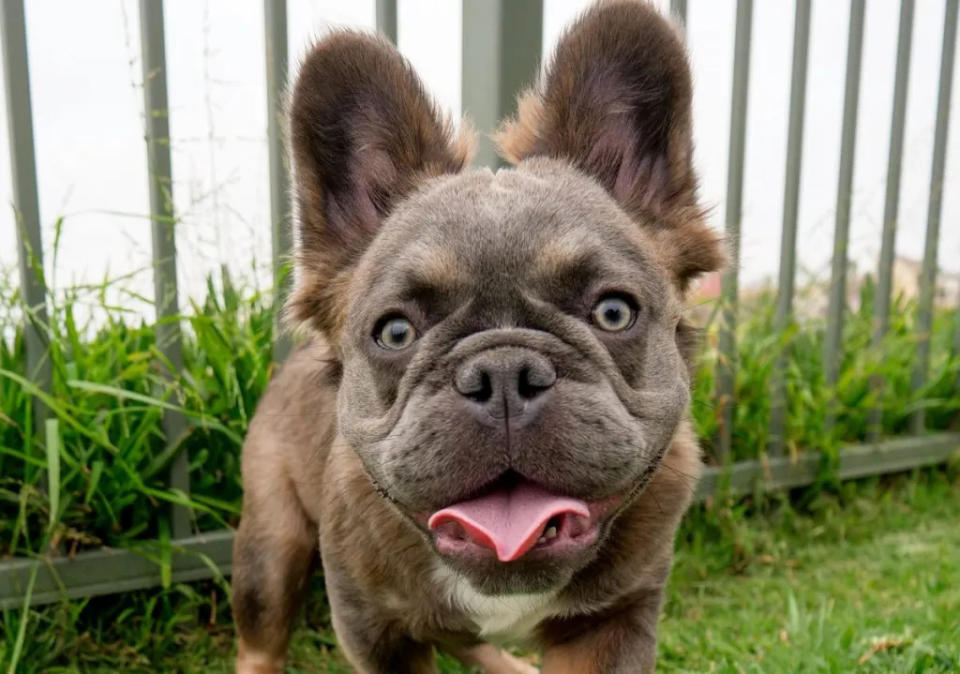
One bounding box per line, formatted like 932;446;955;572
517;367;546;400
457;369;493;403
467;371;493;403
518;361;557;400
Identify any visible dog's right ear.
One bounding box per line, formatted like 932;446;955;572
494;1;724;288
288;32;472;337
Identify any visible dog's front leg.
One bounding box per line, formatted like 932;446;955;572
232;482;318;674
322;558;439;674
540;588;663;674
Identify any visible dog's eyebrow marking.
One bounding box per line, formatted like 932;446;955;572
534;234;598;280
402;243;463;290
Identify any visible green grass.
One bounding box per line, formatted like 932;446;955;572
691;278;960;460
1;265;274;558
2;468;957;672
660;468;960;672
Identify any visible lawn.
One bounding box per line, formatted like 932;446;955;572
3;468;957;672
659;470;960;672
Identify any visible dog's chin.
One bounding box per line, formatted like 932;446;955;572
433;543;595;595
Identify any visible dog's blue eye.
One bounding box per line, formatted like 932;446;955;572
592;296;635;332
375;316;417;350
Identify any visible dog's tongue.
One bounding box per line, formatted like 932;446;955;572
428;482;590;562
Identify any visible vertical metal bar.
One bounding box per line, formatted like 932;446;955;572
462;0;503;168
264;0;291;362
715;0;753;463
1;0;50;453
139;0;190;539
956;283;960;398
868;0;915;440
824;0;866;431
910;0;957;434
768;0;812;457
499;0;542;123
671;0;687;31
376;0;398;44
461;0;543;168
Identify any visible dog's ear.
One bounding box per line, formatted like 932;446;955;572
495;1;723;285
288;31;473;336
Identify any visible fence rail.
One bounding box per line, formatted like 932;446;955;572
1;0;959;609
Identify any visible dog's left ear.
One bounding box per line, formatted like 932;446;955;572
496;0;723;285
287;32;473;336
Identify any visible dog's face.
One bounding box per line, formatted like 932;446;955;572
288;2;722;594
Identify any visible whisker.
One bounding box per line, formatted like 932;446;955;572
658;463;700;498
660;462;700;484
650;489;665;515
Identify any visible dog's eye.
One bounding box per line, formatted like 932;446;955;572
375;316;418;350
591;296;635;332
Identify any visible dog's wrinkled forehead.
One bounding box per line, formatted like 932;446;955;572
350;159;672;316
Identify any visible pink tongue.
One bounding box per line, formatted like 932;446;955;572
428;482;590;562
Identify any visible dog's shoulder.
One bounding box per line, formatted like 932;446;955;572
240;340;339;518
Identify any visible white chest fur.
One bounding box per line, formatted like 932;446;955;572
432;563;564;642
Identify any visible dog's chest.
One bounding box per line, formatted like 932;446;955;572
433;564;563;642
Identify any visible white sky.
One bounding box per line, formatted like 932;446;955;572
1;0;958;313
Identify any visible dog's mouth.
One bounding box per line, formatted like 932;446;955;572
423;474;620;563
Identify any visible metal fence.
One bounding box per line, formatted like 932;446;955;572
1;0;959;609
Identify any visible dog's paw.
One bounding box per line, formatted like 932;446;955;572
498;650;541;674
235;643;285;674
454;644;540;674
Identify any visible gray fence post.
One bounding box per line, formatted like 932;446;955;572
869;0;915;441
1;0;50;449
139;0;190;540
461;0;543;169
824;0;866;431
956;287;960;400
910;0;957;434
264;0;291;362
671;0;687;30
376;0;398;44
715;0;753;462
768;0;812;457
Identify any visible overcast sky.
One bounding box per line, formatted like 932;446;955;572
1;0;958;314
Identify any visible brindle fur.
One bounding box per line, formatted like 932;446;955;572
233;2;722;672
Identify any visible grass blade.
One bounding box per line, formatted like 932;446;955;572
6;564;38;674
65;379;243;445
44;418;61;536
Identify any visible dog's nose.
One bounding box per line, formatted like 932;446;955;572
454;347;556;427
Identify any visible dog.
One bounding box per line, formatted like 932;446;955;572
232;2;723;672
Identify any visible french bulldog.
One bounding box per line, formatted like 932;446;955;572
232;1;723;672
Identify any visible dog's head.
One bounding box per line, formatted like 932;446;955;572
288;1;722;594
